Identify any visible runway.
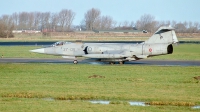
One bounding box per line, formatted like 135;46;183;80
0;58;200;66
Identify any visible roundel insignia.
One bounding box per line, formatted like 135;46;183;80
149;48;152;52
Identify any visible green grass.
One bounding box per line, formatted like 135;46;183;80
0;44;200;60
0;64;200;111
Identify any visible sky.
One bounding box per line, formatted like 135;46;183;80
1;0;200;25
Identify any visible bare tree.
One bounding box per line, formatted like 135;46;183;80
12;12;19;30
80;19;86;31
187;21;199;33
183;21;188;29
0;15;14;38
100;16;115;29
123;21;135;29
58;10;66;31
58;9;75;31
194;22;200;33
93;17;101;29
18;12;29;30
50;13;59;31
39;12;51;31
136;14;157;32
158;20;171;27
82;9;116;30
171;20;177;28
129;21;135;27
114;21;135;30
174;22;187;33
33;12;41;30
66;10;75;31
84;8;101;30
122;21;129;27
165;21;171;26
27;12;34;30
158;21;165;27
0;20;6;37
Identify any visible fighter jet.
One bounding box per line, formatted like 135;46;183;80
30;26;178;64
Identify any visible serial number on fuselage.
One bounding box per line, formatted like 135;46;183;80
63;48;81;51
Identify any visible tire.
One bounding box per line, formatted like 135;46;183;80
73;60;78;64
119;61;124;64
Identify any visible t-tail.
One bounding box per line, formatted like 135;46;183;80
144;26;178;44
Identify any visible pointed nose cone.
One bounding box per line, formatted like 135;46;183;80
30;48;45;53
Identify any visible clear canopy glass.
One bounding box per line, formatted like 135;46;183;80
51;41;71;46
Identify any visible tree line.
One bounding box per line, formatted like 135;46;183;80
0;8;200;38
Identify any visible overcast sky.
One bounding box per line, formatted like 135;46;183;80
1;0;200;25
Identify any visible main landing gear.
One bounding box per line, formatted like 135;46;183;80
109;62;115;65
109;61;125;65
73;60;78;64
73;60;124;65
119;61;125;64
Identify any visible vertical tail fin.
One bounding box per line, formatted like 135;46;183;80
145;26;178;44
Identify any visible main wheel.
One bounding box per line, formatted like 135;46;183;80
109;62;115;65
73;60;78;64
119;61;125;64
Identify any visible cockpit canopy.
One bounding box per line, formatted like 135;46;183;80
51;41;71;47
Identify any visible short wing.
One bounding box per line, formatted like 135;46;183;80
82;50;131;59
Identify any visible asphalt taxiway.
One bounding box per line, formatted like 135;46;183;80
0;58;200;66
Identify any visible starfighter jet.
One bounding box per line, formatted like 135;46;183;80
30;26;178;64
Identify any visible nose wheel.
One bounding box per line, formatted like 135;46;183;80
73;60;78;64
